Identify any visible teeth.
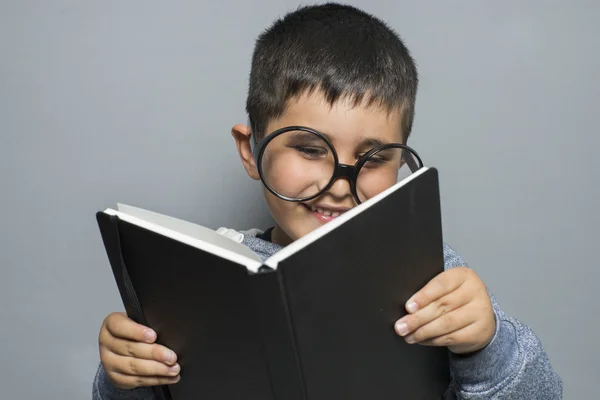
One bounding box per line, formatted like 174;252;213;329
308;205;343;218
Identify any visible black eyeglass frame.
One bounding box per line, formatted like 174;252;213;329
252;126;424;204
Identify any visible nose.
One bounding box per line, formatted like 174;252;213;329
324;164;357;201
327;176;353;200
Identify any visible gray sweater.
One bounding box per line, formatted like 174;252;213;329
93;229;563;399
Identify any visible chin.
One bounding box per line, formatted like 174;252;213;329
268;196;338;243
278;219;319;244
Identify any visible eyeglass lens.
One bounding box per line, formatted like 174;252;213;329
259;129;419;202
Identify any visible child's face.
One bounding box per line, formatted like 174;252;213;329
233;91;404;246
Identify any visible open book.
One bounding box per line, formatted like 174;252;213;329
96;167;449;400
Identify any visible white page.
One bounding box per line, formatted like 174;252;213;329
263;167;429;268
117;204;263;260
104;205;263;271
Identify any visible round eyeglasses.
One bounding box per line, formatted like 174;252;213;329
252;126;424;205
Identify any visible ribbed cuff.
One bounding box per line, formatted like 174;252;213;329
93;362;154;400
449;312;522;393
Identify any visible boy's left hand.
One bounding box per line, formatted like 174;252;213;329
394;267;496;355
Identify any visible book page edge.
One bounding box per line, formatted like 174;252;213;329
103;208;263;273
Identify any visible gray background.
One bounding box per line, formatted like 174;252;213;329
1;1;597;398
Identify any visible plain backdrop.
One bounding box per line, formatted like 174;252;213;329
1;1;598;398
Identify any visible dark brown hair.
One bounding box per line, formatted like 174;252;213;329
246;3;418;141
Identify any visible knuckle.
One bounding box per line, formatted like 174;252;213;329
464;267;478;281
477;299;489;313
106;368;133;389
442;314;455;330
100;317;113;341
129;358;139;375
457;265;470;274
98;327;107;346
437;279;448;293
104;333;119;353
428;282;441;297
104;312;121;334
99;347;110;364
125;342;136;358
100;349;121;374
101;330;119;351
434;299;450;316
151;344;162;360
106;312;119;324
150;376;163;386
478;285;490;299
403;317;414;332
440;335;455;347
110;374;126;388
135;376;145;388
411;330;423;342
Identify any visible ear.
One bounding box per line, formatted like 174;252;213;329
231;124;260;180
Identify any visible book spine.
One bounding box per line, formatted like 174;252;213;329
248;269;306;400
96;212;172;400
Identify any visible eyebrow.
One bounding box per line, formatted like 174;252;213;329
289;128;394;147
288;131;325;143
359;137;388;147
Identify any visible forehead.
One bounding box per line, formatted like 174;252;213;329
265;91;404;144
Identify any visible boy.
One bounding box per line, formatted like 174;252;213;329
93;3;562;399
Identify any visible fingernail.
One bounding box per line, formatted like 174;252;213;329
395;321;409;336
169;364;180;376
164;350;176;364
144;329;156;342
405;335;415;344
406;302;418;313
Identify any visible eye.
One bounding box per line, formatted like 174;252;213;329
363;155;389;167
357;150;390;165
292;146;329;158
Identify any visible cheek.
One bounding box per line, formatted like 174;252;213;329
268;158;302;183
264;188;296;220
357;171;399;200
262;154;317;197
263;188;315;241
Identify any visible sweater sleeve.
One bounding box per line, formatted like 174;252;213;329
93;362;156;400
442;244;563;399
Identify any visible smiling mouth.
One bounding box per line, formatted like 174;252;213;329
302;203;350;220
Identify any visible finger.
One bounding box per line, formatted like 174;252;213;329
405;267;469;313
415;321;485;354
395;288;468;337
105;335;177;365
110;371;181;389
104;312;156;343
404;304;476;344
102;348;181;377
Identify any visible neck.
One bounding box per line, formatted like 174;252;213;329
271;225;293;247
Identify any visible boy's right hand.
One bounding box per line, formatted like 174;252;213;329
99;312;181;389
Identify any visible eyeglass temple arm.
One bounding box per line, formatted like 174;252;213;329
403;151;420;172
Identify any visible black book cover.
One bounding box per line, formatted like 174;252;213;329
96;167;449;399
